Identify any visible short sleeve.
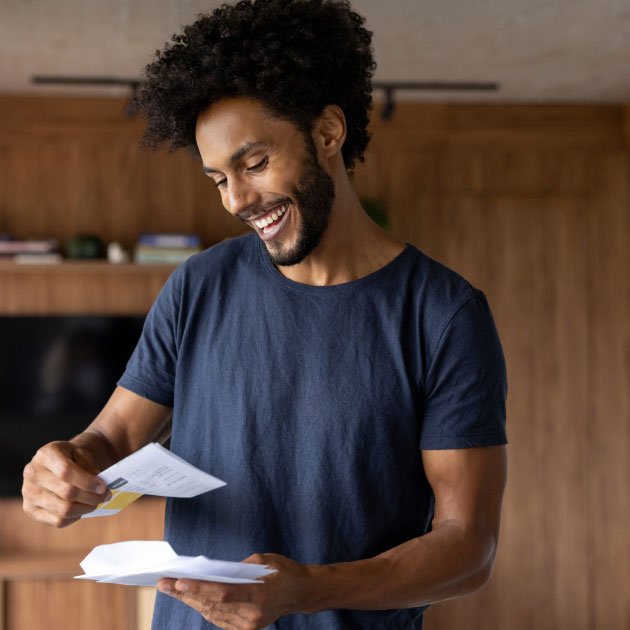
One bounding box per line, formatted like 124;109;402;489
117;270;181;408
419;291;508;450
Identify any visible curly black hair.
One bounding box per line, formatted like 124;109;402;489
134;0;376;171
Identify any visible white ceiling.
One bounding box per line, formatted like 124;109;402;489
1;0;629;102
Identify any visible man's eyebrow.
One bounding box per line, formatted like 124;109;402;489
202;141;267;174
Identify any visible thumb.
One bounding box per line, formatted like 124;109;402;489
241;552;269;565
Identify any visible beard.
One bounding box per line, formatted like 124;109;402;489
265;139;336;267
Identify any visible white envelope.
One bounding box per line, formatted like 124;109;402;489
83;443;226;517
75;541;276;586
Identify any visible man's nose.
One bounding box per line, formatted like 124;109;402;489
225;177;260;218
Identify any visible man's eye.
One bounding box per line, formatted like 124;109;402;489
248;156;268;172
214;179;227;188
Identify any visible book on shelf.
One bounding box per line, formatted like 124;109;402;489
137;233;201;249
133;233;202;265
133;246;201;265
13;252;63;264
0;238;59;255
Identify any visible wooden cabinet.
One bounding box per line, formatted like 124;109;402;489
0;262;173;630
0;498;165;630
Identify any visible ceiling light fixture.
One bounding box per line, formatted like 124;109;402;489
31;76;500;121
372;81;500;120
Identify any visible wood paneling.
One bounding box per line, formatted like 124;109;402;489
5;580;136;630
0;498;164;554
356;112;629;629
384;187;592;629
0;96;247;248
586;153;630;630
0;262;174;314
365;103;628;151
0;96;628;630
0;551;87;578
0;498;164;630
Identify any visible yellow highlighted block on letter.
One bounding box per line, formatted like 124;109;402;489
99;489;143;511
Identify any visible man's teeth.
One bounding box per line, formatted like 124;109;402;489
254;204;288;228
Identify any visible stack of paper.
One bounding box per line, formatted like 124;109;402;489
75;447;265;587
84;442;226;517
76;541;276;586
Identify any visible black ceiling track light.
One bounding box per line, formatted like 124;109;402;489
372;81;500;120
31;76;500;121
31;75;141;116
31;75;140;89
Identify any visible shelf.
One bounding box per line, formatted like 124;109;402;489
0;262;175;315
0;261;179;274
0;551;86;581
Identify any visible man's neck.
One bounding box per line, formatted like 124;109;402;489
276;186;405;287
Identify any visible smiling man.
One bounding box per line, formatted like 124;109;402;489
197;98;338;271
22;1;508;629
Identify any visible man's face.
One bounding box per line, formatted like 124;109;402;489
195;98;336;266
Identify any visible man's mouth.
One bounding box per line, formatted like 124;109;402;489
252;203;290;240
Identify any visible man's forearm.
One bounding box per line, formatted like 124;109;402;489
300;520;496;614
70;386;173;471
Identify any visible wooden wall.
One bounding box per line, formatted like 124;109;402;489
0;96;629;630
0;97;245;249
355;105;630;630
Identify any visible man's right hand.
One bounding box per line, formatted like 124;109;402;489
22;441;111;528
22;387;173;528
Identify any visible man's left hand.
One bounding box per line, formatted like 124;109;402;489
157;553;315;630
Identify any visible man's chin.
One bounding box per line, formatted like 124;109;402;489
265;241;303;267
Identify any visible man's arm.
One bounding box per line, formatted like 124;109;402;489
157;444;507;629
22;385;172;528
307;444;508;610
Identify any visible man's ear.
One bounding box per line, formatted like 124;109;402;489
313;105;347;159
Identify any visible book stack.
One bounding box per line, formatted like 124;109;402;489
0;238;62;263
134;233;202;265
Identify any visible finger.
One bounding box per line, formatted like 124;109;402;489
191;602;242;630
173;578;245;603
158;578;232;601
157;580;230;626
176;582;262;626
22;483;85;528
23;481;101;520
35;443;107;493
165;592;254;629
200;602;261;629
241;553;268;565
158;580;258;624
24;464;109;507
26;506;82;529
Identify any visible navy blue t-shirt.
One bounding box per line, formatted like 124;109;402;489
118;234;507;629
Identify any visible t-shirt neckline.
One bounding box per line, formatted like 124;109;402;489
256;235;414;294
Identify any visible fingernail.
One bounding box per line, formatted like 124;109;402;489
159;582;171;593
176;581;188;592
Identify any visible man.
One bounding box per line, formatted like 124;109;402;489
22;1;508;629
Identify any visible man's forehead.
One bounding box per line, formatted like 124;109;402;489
196;97;278;135
196;98;301;168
